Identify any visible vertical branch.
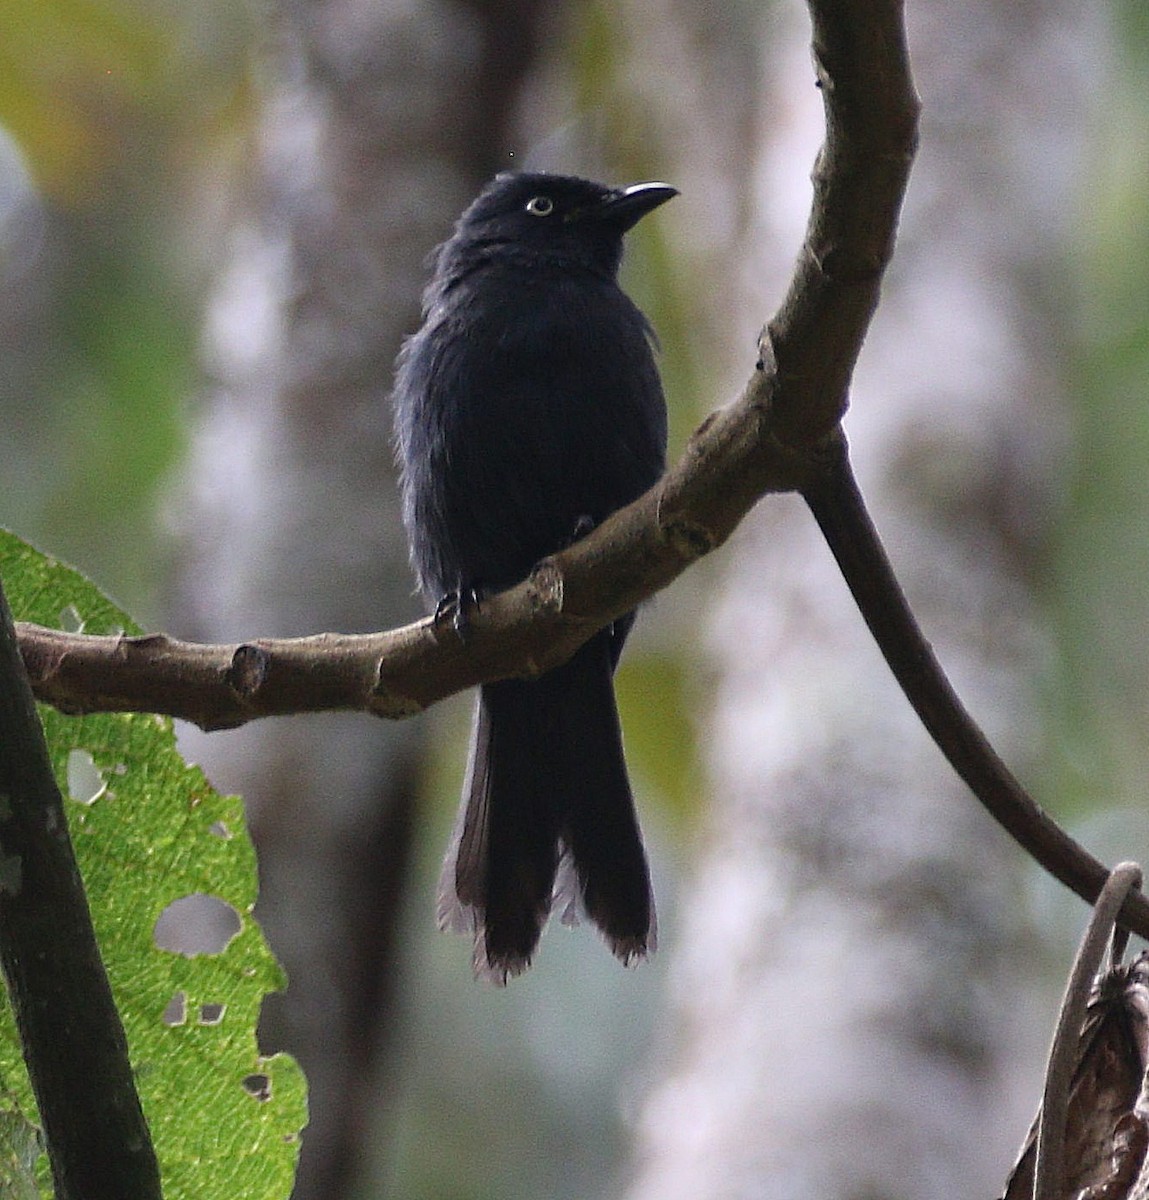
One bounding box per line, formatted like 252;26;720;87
0;575;160;1200
762;0;919;447
626;0;1090;1194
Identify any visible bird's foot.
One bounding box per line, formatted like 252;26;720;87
433;585;482;643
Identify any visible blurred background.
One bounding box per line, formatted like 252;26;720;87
4;0;1149;1197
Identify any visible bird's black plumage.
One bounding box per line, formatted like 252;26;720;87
392;172;674;981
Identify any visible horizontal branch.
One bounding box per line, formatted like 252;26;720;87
18;0;920;731
17;414;812;732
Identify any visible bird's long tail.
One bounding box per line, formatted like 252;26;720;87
437;630;655;982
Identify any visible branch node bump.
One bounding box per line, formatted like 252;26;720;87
369;680;424;721
127;633;168;652
528;559;564;614
663;517;717;562
226;644;269;698
816;242;887;283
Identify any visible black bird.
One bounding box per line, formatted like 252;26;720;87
392;172;675;981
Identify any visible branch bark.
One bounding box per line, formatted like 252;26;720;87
0;575;160;1200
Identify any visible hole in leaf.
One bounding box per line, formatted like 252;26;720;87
59;604;84;633
242;1073;271;1102
209;821;232;840
66;750;106;806
199;1003;226;1025
153;894;241;957
161;992;187;1026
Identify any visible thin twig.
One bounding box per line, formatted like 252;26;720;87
801;449;1149;937
0;575;161;1200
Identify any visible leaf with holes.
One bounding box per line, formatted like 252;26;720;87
0;530;306;1199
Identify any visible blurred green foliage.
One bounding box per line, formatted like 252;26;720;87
1044;25;1149;827
0;0;250;200
0;0;167;202
0;0;251;620
618;651;706;828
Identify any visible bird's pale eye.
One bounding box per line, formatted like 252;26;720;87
524;195;554;217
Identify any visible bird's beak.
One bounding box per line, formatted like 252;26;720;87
579;182;679;231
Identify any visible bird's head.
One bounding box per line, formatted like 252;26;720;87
440;172;677;279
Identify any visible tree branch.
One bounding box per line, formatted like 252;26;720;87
763;0;919;445
15;414;810;732
0;575;161;1200
13;0;1146;945
801;453;1149;938
17;0;919;728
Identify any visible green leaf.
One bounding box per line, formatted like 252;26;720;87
0;529;306;1199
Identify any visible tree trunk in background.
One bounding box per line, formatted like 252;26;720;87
624;0;1092;1195
167;2;552;1196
